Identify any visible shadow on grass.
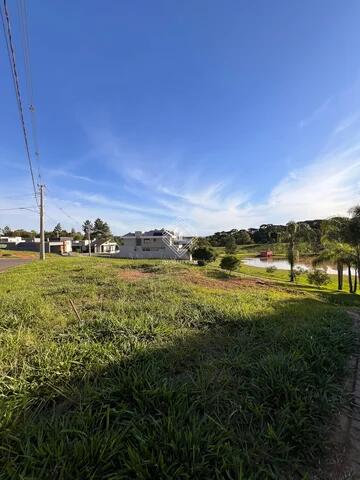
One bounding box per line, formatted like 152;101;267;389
0;296;354;479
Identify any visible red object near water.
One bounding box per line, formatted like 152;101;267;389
260;250;273;257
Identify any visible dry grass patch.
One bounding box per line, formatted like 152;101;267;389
118;268;152;282
179;269;272;291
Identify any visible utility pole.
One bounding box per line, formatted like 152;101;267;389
39;184;45;260
87;227;92;256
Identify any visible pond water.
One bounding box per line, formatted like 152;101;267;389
242;257;348;275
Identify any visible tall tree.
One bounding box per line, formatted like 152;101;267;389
284;221;311;282
316;217;348;290
313;241;353;291
224;236;237;254
348;205;360;286
53;223;62;239
82;220;93;238
2;226;12;236
93;218;111;239
236;230;252;245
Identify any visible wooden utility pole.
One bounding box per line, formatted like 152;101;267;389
87;227;91;256
39;184;45;260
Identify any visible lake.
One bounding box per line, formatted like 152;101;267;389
242;257;349;275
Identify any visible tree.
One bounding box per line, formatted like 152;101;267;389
313;241;352;291
2;226;12;236
82;220;93;237
348;206;360;289
236;230;252;245
53;223;62;239
284;221;312;282
224;236;237;254
220;255;240;275
93;218;111;239
307;269;330;288
11;229;33;239
195;237;212;248
192;246;216;266
318;215;357;293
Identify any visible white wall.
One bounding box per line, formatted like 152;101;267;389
115;236;191;260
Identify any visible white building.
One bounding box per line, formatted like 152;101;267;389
0;236;24;244
115;229;193;260
93;238;119;254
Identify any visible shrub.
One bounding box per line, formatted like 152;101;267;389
291;266;306;282
266;265;277;273
220;255;241;275
307;269;330;288
192;247;217;266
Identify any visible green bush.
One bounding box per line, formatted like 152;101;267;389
192;247;217;266
307;269;330;288
220;255;240;274
266;265;277;273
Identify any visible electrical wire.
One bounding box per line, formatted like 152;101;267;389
0;192;38;200
0;0;39;206
0;206;37;211
44;189;84;229
16;0;41;181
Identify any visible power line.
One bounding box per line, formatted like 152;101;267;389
44;188;84;229
17;0;41;181
0;0;39;206
56;206;82;225
0;206;37;211
0;192;38;200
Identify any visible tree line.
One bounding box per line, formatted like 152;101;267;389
0;218;117;242
192;205;360;293
207;220;322;249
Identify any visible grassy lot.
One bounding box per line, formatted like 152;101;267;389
0;257;356;479
212;248;357;299
238;263;355;298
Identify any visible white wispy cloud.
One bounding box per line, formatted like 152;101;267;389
298;96;333;129
45;168;94;183
333;113;360;135
2;114;360;235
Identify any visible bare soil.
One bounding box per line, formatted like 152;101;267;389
181;270;277;291
118;268;152;282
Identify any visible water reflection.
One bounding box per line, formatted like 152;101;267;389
242;257;350;275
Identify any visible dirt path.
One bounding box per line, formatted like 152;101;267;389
317;310;360;479
0;258;31;272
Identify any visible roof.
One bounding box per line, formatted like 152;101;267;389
92;238;118;246
122;229;175;238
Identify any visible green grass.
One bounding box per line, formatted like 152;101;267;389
235;263;357;302
0;257;355;479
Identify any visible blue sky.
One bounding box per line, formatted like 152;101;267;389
1;0;360;235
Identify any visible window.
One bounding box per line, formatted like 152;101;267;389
144;239;150;244
136;238;141;246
